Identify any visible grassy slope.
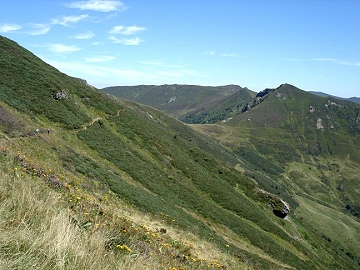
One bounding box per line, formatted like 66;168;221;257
102;84;254;123
1;141;252;270
191;84;360;266
1;35;360;269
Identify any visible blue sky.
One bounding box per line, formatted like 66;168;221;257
1;0;359;97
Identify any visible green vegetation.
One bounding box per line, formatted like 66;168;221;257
75;117;313;269
0;36;119;129
103;84;254;124
1;35;360;269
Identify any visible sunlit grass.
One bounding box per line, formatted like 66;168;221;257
0;146;253;270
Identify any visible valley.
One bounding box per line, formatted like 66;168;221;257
1;35;360;269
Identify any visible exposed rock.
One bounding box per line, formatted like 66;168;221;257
268;198;290;219
273;206;290;218
74;77;96;89
256;88;271;98
168;96;176;103
241;103;250;113
309;106;315;113
52;89;68;101
327;99;344;108
316;118;324;130
260;189;290;219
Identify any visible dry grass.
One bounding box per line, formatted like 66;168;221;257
0;169;118;270
0;148;253;270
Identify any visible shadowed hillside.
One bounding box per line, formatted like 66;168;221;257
1;35;360;269
102;84;255;124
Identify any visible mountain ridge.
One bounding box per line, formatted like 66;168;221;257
102;84;255;124
309;91;360;104
1;35;360;269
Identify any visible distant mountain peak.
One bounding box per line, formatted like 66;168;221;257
309;91;360;104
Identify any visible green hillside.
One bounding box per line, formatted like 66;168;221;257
1;35;359;270
102;84;255;124
192;84;360;266
194;83;360;211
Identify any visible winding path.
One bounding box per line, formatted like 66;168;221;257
81;117;103;130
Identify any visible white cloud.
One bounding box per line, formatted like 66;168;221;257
122;37;142;45
41;58;207;87
109;25;145;35
51;15;88;26
43;59;155;83
44;59;108;77
108;25;124;34
220;53;241;57
46;43;82;53
283;57;360;67
85;55;115;62
71;31;95;39
203;50;215;56
65;0;126;12
27;24;50;35
0;23;22;33
109;36;142;45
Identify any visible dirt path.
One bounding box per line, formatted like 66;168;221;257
82;117;103;130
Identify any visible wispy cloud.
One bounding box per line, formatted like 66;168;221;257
282;58;305;62
43;58;206;87
283;57;360;67
51;15;88;26
44;59;155;82
312;58;360;67
203;51;243;58
65;0;126;12
85;55;115;62
109;25;146;35
44;59;108;77
203;50;215;56
27;23;50;35
109;36;142;45
0;23;22;33
71;31;95;39
46;43;82;53
220;53;242;57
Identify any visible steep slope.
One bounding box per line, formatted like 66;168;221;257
102;84;255;123
229;83;360;162
1;35;360;269
192;84;360;266
196;84;360;211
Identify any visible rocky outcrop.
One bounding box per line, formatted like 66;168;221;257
256;88;272;98
260;189;290;219
241;88;276;113
52;89;68;101
268;198;290;219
